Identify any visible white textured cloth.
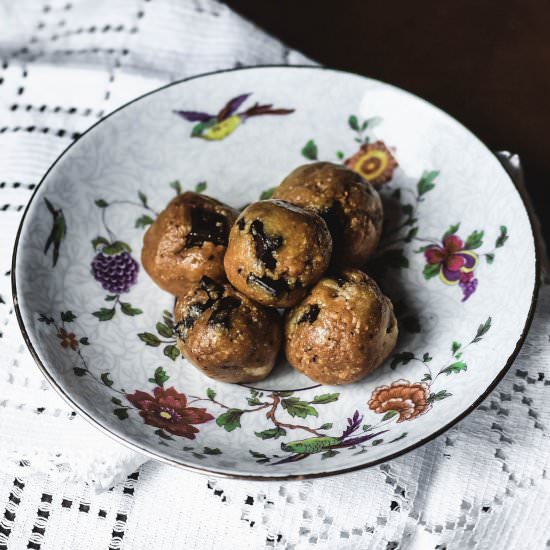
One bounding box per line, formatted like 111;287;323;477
1;2;550;549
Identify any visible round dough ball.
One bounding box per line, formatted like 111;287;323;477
142;192;238;296
273;162;383;267
224;200;332;308
174;276;282;383
284;268;397;385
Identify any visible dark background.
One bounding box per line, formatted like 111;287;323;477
227;0;549;243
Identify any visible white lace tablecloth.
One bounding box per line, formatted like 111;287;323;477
1;1;550;549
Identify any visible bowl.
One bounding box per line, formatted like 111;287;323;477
12;66;538;479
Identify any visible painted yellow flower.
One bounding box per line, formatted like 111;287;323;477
345;141;398;188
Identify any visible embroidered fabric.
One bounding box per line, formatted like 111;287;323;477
1;1;549;548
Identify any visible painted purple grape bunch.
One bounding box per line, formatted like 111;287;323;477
92;248;139;294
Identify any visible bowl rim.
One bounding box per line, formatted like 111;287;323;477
11;65;541;481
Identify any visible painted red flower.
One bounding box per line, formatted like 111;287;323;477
368;379;431;422
126;386;214;438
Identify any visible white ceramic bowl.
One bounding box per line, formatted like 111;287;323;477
13;67;538;479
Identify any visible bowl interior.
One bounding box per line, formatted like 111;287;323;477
14;67;536;478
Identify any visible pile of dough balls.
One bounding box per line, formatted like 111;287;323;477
142;162;397;385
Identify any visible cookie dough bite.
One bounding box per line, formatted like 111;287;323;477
142;192;238;296
273;162;383;267
174;277;282;383
284;268;397;385
224;200;332;308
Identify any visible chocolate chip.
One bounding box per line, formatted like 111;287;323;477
208;296;242;329
249;219;282;271
297;304;320;324
247;273;290;297
176;276;224;340
185;207;229;248
320;201;346;250
237;217;246;230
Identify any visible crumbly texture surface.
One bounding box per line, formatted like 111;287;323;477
224;199;332;307
174;277;282;383
284;268;398;384
141;192;238;296
273;162;383;267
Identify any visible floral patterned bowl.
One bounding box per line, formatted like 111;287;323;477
13;67;538;479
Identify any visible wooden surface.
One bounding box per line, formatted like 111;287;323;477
227;0;550;243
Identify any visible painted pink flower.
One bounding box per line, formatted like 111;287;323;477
424;235;478;300
126;386;213;439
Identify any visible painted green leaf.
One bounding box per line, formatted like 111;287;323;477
105;294;118;301
163;344;180;361
38;313;55;325
422;352;432;362
170;180;182;195
135;214;154;229
496;225;508;248
391;351;415;369
276;391;294;398
372;439;383;446
255;427;286;440
348;115;359;131
366;116;382;128
311;393;340;404
195;181;207;193
148;366;169;386
95;199;108;208
138;191;148;208
281;398;318;418
301;139;318;160
421;373;432;382
91;236;109;249
443;223;460;240
362;424;372;431
382;410;399;421
156;322;173;338
473;317;492;342
206;388;216;400
381;248;409;269
61;310;76;322
402;204;414;216
79;337;89;345
138;332;161;346
321;450;339;459
73;367;86;376
404;227;418;242
441;361;467;375
102;241;132;256
113;408;128;420
486;253;495;264
100;373;114;387
464;230;484;250
335;150;344;160
203;447;222;455
423;263;440;280
247;396;262;406
428;390;452;403
417;170;439;196
111;397;123;406
452;341;461;354
120;302;143;316
320;423;333;430
92;308;115;321
390;432;407;443
260;187;276;200
155;428;174;440
216;409;243;432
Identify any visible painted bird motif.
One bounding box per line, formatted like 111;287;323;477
43;198;66;267
173;93;294;141
271;410;388;465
